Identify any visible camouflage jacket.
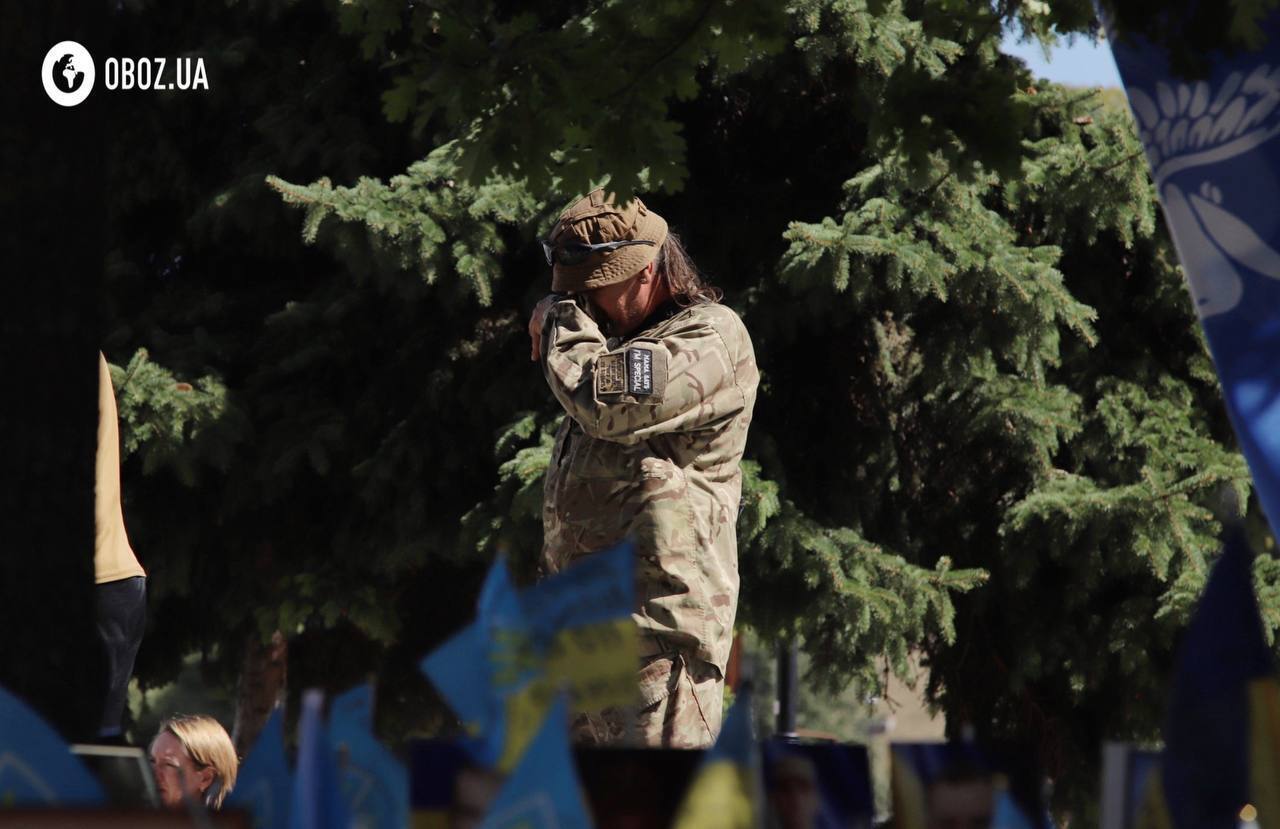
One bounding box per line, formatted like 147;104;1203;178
540;297;758;673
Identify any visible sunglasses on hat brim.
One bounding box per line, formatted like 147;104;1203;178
540;238;656;267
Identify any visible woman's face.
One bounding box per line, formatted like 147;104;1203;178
149;731;214;808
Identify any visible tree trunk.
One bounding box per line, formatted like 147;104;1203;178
232;630;288;755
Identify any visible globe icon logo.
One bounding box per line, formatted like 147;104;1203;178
52;54;84;94
41;41;95;107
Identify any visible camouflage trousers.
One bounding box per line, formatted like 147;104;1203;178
572;636;724;749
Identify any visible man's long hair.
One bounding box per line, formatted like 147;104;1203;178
657;232;721;306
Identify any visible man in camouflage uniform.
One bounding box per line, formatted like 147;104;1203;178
528;189;758;748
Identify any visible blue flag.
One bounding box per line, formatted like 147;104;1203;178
329;684;409;829
477;556;542;769
420;622;490;732
672;687;763;829
420;543;637;772
289;690;350;829
478;555;542;700
420;556;536;766
0;685;104;806
227;707;292;829
1155;531;1280;829
519;541;635;637
1107;10;1280;534
992;789;1037;829
515;542;638;745
477;695;593;829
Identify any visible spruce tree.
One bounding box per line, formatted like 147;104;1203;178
106;0;1280;816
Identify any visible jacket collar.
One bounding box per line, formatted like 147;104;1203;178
610;300;684;341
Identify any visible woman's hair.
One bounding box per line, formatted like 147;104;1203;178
656;232;721;306
158;715;239;809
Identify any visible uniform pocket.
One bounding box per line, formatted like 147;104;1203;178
637;652;681;709
636;457;697;556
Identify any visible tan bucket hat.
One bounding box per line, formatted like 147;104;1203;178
546;189;668;292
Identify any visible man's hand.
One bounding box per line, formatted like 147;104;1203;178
529;294;561;361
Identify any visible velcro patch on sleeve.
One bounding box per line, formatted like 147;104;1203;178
627;348;654;395
627;347;667;396
595;352;626;395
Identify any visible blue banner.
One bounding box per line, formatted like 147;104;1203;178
992;790;1038;829
289;690;350;829
0;685;104;806
1158;532;1280;829
329;684;410;829
1107;12;1280;532
227;707;292;829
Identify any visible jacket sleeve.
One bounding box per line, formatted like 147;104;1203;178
540;299;747;445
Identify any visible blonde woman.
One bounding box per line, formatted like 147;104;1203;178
148;715;239;809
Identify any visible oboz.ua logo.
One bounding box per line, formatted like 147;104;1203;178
41;41;210;107
42;41;95;107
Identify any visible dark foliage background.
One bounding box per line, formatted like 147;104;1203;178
33;0;1276;819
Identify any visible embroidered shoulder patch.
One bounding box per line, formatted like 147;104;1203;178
596;352;626;395
627;347;654;395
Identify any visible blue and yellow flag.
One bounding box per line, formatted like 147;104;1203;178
329;683;409;829
227;707;292;829
420;556;533;769
520;539;637;710
0;684;104;806
1148;531;1280;829
420;543;636;772
1107;9;1280;535
671;687;763;829
477;694;593;829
